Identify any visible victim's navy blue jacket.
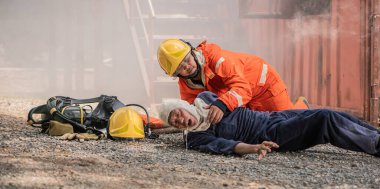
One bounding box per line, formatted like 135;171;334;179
186;92;380;157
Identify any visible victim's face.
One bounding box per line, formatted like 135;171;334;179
168;108;198;129
174;53;197;77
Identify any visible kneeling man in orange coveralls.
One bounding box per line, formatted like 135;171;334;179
157;39;308;124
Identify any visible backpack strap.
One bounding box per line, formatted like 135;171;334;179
27;104;51;126
69;96;105;104
61;105;84;124
46;96;102;134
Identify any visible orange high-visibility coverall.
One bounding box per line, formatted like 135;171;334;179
178;41;294;112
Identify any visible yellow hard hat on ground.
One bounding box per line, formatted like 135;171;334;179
108;107;145;139
157;39;191;76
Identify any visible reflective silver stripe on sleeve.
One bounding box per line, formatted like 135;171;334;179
215;57;225;73
228;90;243;107
259;64;268;85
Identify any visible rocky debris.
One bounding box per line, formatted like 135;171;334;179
1;97;380;188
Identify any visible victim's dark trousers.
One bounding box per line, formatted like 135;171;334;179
261;109;380;156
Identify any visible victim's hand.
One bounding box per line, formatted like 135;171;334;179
204;105;224;124
255;141;279;160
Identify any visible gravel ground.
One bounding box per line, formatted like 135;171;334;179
1;97;380;189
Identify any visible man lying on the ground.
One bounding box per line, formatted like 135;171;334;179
159;91;380;160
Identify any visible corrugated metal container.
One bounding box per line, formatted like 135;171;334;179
239;0;380;125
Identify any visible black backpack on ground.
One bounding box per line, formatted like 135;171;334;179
27;95;125;135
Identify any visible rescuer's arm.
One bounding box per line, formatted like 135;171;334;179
208;56;253;112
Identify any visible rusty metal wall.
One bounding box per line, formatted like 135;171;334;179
370;0;380;124
240;0;378;123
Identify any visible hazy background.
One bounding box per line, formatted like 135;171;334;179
0;0;247;108
0;0;356;115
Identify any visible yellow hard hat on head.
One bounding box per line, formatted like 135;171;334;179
157;39;191;76
108;107;145;139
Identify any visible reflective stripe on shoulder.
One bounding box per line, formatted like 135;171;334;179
259;64;268;85
228;90;243;107
215;57;225;73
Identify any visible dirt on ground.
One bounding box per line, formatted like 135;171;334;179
1;97;380;189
